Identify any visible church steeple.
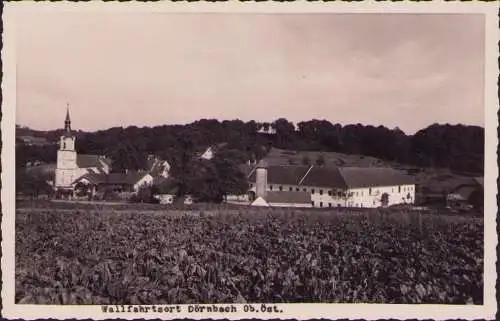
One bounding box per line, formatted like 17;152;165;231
64;103;71;135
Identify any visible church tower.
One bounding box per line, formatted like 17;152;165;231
55;104;77;190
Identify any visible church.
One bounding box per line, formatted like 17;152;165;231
54;107;169;199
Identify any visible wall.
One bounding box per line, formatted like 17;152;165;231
249;183;416;208
268;202;313;208
255;168;268;198
347;184;416;208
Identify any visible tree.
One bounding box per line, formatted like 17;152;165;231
315;154;325;166
16;169;52;199
381;193;390;207
302;155;311;166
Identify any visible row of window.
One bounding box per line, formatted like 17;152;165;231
310;201;365;208
249;184;414;196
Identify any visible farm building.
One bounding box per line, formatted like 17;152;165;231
446;177;484;210
251;191;312;208
53;107;169;199
244;160;415;208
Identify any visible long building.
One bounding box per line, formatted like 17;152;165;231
243;160;415;208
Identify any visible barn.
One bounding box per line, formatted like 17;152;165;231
246;160;415;208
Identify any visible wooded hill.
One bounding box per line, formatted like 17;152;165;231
16;119;484;176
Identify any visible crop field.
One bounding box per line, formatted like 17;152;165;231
15;202;483;305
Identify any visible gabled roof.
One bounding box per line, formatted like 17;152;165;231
266;191;311;204
105;171;150;185
338;167;415;189
73;172;107;185
300;166;347;189
76;154;110;169
247;164;414;189
248;165;310;186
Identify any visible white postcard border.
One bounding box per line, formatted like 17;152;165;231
2;1;498;320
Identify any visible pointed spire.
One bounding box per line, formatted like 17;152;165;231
64;103;71;135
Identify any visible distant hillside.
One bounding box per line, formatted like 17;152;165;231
16;120;484;176
262;147;389;167
16;125;87;143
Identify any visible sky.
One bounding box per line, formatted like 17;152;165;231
15;11;485;135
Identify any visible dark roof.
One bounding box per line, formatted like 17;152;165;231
249;165;310;186
248;164;414;189
266;191;311;204
76;154;110;169
104;171;149;185
73;172;106;185
300;166;347;189
450;185;479;201
474;177;484;188
338;167;414;188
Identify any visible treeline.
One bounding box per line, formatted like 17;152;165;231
16;119;484;175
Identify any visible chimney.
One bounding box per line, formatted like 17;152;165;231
255;159;268;199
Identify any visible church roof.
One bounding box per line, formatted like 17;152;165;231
76;154;110;169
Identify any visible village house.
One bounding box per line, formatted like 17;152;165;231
244;160;415;208
198;143;228;160
17;135;53;146
53;107;169;199
446;177;483;210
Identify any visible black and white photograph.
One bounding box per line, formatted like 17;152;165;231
2;2;498;320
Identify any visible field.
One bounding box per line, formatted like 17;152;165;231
15;202;483;305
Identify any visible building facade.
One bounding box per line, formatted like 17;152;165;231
246;164;415;208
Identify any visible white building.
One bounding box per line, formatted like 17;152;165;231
246;162;415;208
54;107;111;195
53;106;169;199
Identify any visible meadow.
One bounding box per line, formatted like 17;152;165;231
15;202;483;305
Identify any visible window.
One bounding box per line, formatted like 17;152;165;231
303;188;307;192
279;186;283;191
296;187;299;191
328;190;332;196
311;201;315;207
361;203;363;208
329;203;332;208
270;185;273;190
337;204;341;207
320;202;323;208
250;184;253;188
312;189;315;194
398;186;401;193
319;190;323;195
289;187;293;192
369;188;372;195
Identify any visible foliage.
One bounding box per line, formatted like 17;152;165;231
130;185;159;204
17;120;484;176
16;205;483;305
16;168;53;199
315;154;325;166
302;155;311;166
